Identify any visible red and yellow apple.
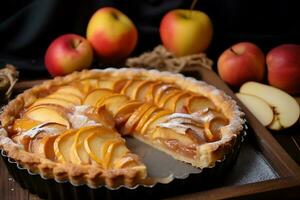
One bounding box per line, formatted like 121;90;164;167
45;34;93;77
267;44;300;95
160;9;213;57
86;7;138;62
217;42;265;87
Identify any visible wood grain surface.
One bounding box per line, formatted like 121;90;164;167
1;68;299;200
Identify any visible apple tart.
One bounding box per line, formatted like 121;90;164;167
0;68;244;188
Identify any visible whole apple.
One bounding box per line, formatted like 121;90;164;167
160;9;213;57
45;34;93;77
217;42;265;87
86;7;138;62
267;44;300;95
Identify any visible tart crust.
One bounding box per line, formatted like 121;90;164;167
0;68;244;188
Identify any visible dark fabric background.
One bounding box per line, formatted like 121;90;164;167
0;0;299;78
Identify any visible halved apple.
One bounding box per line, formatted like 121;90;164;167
71;126;100;165
54;129;77;163
23;105;70;128
83;89;114;106
236;93;274;126
140;110;172;135
240;82;300;130
55;86;84;99
185;95;216;114
122;104;153;135
114;101;143;125
96;94;129;116
48;93;82;104
31;97;74;108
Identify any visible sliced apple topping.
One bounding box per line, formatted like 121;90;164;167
185;95;216;114
113;79;128;93
135;105;158;132
31;97;74;108
240;82;300;130
80;79;100;94
48;93;82;105
96;94;129;116
122;103;153;135
98;79;117;90
55;86;84;99
29;134;59;160
13;118;42;133
83;89;114;106
85;106;115;129
140;109;172;135
135;81;153;101
124;80;147;100
204;117;228;142
114;101;143;125
153;84;177;104
174;93;191;113
54;129;77;163
157;89;181;108
71;126;100;165
23;105;70;128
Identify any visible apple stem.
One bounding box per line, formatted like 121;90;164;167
230;47;238;55
189;0;198;18
71;40;82;49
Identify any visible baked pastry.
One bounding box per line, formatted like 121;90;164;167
0;68;244;188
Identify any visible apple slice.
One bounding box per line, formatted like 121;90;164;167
135;81;153;101
48;93;82;104
204;117;228;142
83;89;114;106
23;105;70;128
240;82;300;130
140;109;172;135
96;94;129;116
29;134;59;160
98;79;117;90
174;93;191;113
185;95;216;114
31;97;74;108
113;79;128;93
153;84;177;104
135;105;158;132
55;86;84;99
114;101;143;125
85;106;115;129
13;118;42;133
145;81;162;102
71;126;100;165
80;79;100;94
54;129;77;163
124;80;147;100
236;93;274;126
120;80;133;95
164;92;187;112
83;127;117;167
122;104;153;135
157;89;181;108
